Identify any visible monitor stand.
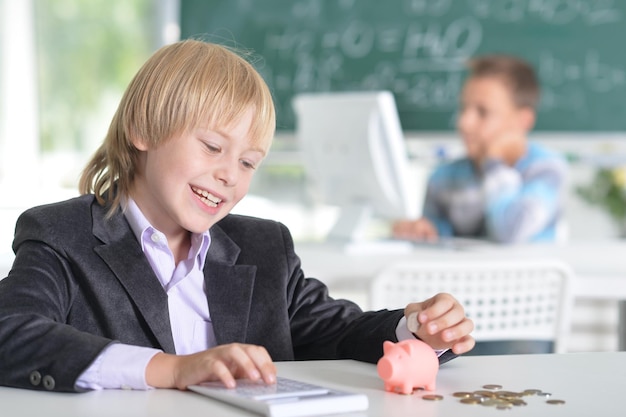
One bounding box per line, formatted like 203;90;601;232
326;204;373;242
325;205;414;254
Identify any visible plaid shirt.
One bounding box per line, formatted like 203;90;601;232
423;142;568;243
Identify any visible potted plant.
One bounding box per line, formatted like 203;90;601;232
576;166;626;237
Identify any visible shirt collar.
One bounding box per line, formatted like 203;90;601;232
123;197;211;265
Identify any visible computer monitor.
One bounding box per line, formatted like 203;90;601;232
292;91;419;242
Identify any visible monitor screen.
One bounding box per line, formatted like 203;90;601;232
293;91;419;242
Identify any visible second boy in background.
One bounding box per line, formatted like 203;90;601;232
393;55;568;244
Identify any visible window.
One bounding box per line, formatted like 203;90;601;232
0;0;178;254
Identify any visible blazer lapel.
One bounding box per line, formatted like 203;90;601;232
91;203;176;353
204;225;257;345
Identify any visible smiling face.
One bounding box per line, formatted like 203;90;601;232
456;76;532;162
129;108;267;240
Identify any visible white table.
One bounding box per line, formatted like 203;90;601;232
294;239;626;348
1;354;623;417
294;240;626;298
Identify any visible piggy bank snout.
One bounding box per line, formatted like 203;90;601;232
377;340;439;393
376;357;395;380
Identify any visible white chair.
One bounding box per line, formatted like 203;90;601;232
0;253;15;280
370;260;574;353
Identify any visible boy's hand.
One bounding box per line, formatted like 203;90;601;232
392;218;438;241
481;134;526;167
405;293;475;354
146;343;277;390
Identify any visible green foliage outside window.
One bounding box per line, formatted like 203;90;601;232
34;0;155;152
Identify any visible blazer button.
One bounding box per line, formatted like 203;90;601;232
42;375;56;390
29;371;42;386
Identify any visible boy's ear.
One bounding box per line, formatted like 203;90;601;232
518;107;536;132
130;134;149;151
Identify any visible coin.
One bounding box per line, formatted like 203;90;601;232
422;394;444;401
522;389;542;396
546;399;566;405
460;397;482;405
473;390;496;398
455;384;565;410
480;399;502;407
407;312;419;333
496;390;522;398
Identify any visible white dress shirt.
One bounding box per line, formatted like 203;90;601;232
76;199;212;390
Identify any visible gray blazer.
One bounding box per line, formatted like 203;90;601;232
0;195;406;392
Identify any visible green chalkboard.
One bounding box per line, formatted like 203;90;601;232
180;0;626;131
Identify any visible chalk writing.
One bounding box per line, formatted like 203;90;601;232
181;0;626;130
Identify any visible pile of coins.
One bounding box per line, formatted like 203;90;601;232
421;384;565;410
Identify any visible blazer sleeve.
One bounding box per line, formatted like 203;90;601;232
282;226;457;364
0;209;113;392
277;223;405;364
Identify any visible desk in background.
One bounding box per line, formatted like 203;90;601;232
1;354;623;417
295;240;626;349
294;240;626;300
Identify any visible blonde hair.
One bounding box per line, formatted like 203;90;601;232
467;55;540;110
79;39;276;216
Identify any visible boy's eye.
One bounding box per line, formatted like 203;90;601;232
241;159;256;170
204;143;221;153
476;106;489;118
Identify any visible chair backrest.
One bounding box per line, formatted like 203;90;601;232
369;259;574;353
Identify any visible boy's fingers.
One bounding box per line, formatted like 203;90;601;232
243;345;277;384
441;317;475;342
210;360;237;389
424;306;468;336
177;344;275;389
416;293;459;323
452;335;476;355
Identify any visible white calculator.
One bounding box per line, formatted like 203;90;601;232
189;376;368;417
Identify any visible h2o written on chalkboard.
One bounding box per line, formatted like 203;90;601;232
180;0;626;131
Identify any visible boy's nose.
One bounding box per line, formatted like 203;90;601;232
215;160;238;185
457;110;474;133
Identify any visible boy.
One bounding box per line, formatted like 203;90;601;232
0;40;474;392
393;55;568;244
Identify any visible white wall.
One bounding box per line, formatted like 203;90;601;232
0;0;39;188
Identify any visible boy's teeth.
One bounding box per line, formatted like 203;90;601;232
192;187;221;205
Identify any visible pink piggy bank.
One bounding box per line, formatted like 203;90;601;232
377;339;438;394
